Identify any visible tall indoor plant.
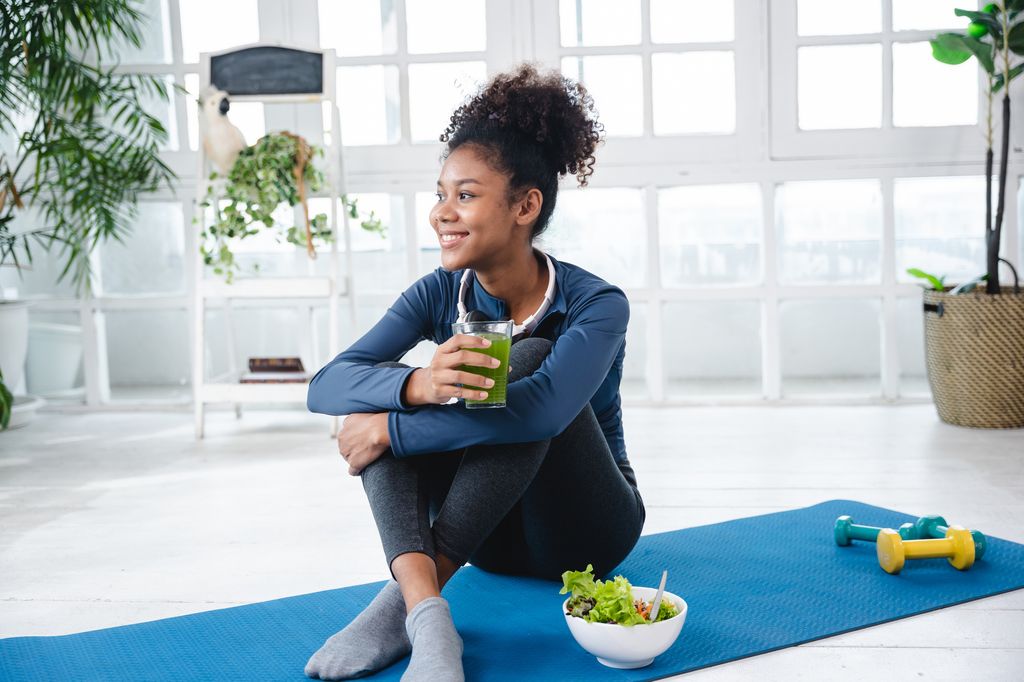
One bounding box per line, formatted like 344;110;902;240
921;1;1024;428
0;0;176;292
0;0;175;429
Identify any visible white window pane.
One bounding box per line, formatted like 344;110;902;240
560;0;641;46
0;206;78;298
407;0;486;54
651;0;733;43
777;180;883;285
416;191;442;275
897;295;929;396
204;306;305;380
334;66;400;145
658;183;762;286
106;310;190;401
26;312;84;401
185;73;264;151
798;45;882;130
178;0;259;63
797;0;881;35
622;302;647;400
99;202;185;295
664;301;762;397
150;75;178;152
652;51;735;135
894;41;978;127
308;194;407;293
538;188;646;288
561;56;643;137
318;0;397;56
892;0;963;31
408;61;488;143
894;176;987;284
185;73;201;150
112;0;171;64
102;75;177;151
781;298;881;396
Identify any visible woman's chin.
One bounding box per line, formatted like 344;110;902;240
440;251;470;272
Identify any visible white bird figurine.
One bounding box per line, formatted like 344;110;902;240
199;85;247;175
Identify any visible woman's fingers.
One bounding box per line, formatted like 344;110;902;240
451;348;500;368
440;333;491;353
450;369;495;389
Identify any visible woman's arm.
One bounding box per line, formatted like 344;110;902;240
387;286;629;457
306;274;441;415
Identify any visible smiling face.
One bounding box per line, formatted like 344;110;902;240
430;144;540;272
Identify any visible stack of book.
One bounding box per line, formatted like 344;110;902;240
240;357;313;384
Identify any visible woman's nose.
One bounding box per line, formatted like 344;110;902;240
432;199;456;225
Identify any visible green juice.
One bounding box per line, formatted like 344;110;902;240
459;332;512;408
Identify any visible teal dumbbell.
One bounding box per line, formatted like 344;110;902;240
834;515;886;546
898;515;987;560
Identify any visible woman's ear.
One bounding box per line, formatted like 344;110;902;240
514;188;543;226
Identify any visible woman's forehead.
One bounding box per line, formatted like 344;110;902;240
438;147;504;185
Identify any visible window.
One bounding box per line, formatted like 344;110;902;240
536;0;751;161
771;0;981;159
23;0;1019;408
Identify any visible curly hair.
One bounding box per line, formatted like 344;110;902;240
439;62;605;240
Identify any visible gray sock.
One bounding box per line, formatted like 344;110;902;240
304;580;411;680
401;596;464;682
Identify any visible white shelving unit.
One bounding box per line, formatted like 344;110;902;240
191;44;352;438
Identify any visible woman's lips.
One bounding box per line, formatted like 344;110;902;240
439;232;469;249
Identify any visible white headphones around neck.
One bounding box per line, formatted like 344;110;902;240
456;251;557;338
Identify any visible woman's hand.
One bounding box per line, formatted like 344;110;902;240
338;413;390;476
403;334;500;406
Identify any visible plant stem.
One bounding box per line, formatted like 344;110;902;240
990;2;1011;294
985;74;993;238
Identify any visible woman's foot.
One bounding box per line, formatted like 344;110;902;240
401;596;464;682
304;580;411;680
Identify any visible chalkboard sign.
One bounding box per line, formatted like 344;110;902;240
210;46;324;96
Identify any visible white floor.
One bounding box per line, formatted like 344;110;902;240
1;405;1022;680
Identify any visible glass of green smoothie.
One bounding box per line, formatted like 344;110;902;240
450;320;513;409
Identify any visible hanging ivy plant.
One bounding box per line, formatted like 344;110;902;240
197;131;385;283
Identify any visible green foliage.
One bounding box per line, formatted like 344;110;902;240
198;132;385;283
906;268;947;291
0;367;12;430
0;0;177;294
928;2;1024;292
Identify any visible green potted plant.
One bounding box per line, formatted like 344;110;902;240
198;131;386;283
917;1;1024;428
0;0;174;425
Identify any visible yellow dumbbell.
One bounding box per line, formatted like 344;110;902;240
876;526;976;574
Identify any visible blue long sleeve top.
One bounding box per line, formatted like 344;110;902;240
306;254;630;462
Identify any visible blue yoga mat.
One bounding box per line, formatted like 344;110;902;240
3;500;1024;681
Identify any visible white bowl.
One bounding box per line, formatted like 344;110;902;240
562;586;688;669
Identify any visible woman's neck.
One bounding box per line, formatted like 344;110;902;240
474;247;548;323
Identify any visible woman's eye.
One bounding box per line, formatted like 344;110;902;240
435;192;443;201
459;192;472;200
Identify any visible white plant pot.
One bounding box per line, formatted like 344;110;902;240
26;322;84;397
0;300;30;394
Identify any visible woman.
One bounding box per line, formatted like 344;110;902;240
304;63;644;682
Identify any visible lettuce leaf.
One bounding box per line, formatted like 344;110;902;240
560;564;597;599
560;565;650;626
653;599;679;622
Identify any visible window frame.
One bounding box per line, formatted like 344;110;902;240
768;0;990;161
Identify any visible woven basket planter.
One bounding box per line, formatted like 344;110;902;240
923;287;1024;428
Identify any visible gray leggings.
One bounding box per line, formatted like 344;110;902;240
361;337;645;582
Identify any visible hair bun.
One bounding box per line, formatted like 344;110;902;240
440;63;604;187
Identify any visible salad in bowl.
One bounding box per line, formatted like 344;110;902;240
560;565;687;669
